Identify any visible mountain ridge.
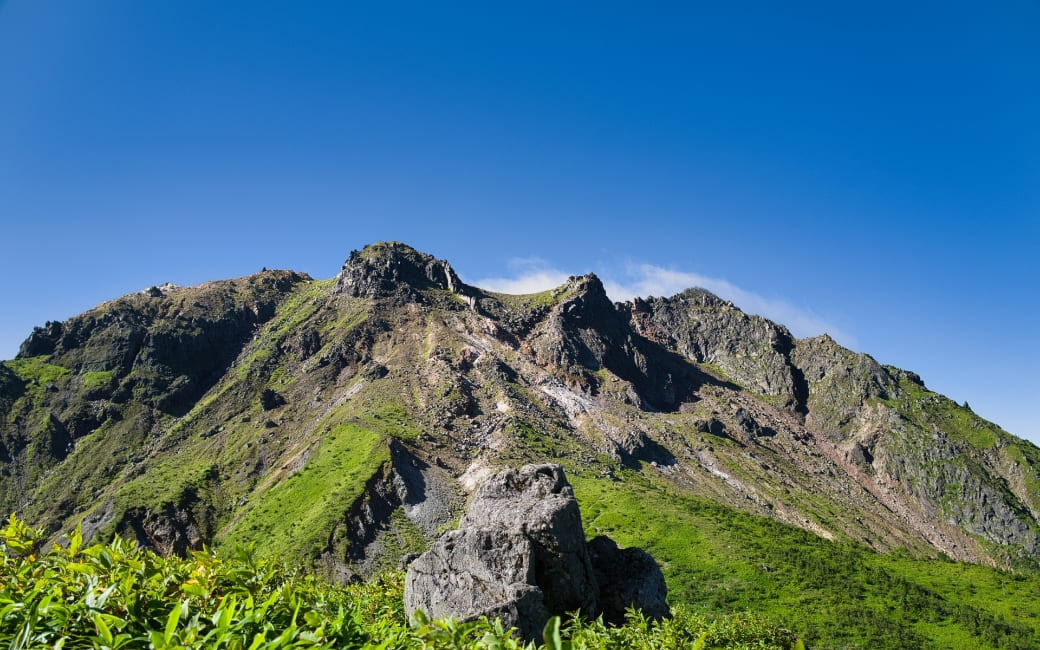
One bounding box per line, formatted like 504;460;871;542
3;241;1039;579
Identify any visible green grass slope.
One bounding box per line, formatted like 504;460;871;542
571;468;1040;649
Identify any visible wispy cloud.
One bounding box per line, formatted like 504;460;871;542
603;264;856;345
474;258;856;346
474;258;572;295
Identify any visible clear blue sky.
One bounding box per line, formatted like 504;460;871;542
1;1;1037;444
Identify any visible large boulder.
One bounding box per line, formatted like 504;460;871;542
404;463;667;640
404;527;549;640
459;464;599;617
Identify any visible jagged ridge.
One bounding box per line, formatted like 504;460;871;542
2;241;1039;580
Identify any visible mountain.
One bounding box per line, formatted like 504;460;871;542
3;241;1040;646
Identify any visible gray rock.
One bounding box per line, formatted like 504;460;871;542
626;289;803;410
259;388;285;411
404;527;550;641
17;320;63;357
404;463;607;640
523;275;702;412
459;464;599;616
847;442;873;466
335;241;470;301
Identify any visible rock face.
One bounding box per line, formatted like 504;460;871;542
625;289;806;412
405;527;550;639
404;464;667;640
336;241;469;301
0;270;309;521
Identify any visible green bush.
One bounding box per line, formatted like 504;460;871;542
0;515;800;649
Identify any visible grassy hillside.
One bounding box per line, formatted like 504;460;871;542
571;469;1040;649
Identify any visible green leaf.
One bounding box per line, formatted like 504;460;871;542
409;608;430;628
164;600;182;643
93;613;114;646
692;632;709;650
86;585;116;611
246;631;267;650
213;597;235;631
65;562;93;574
65;524;83;558
542;616;563;650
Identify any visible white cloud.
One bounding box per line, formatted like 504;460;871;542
474;258;571;295
474;258;856;347
602;263;856;345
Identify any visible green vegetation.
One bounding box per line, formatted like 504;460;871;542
358;402;426;444
220;424;387;561
1;516;799;649
82;371;115;390
3;357;71;406
886;378;1001;450
366;509;429;575
231;278;336;384
571;470;1040;649
484;289;559;312
0;515;405;649
4;357;71;386
6;250;1040;650
878;377;1040;558
698;363;741;389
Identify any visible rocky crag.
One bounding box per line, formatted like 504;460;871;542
404;463;667;640
2;240;1039;580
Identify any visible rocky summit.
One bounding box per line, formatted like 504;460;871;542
2;241;1040;639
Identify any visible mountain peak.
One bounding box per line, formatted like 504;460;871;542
552;273;615;324
562;272;606;293
335;241;468;299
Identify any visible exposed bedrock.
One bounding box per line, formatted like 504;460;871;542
404;464;667;640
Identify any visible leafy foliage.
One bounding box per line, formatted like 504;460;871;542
0;515;389;649
0;516;798;649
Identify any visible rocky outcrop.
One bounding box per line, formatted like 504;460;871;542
405;527;550;639
458;464;599;616
625;289;806;412
791;334;896;439
17;320;64;358
525;275;704;411
115;504;205;556
14;270;308;417
525;276;631;387
0;270;308;521
323;440;458;582
404;464;667;640
336;242;470;302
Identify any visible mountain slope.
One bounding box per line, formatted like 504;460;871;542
3;241;1040;647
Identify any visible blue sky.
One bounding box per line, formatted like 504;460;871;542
1;1;1037;444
